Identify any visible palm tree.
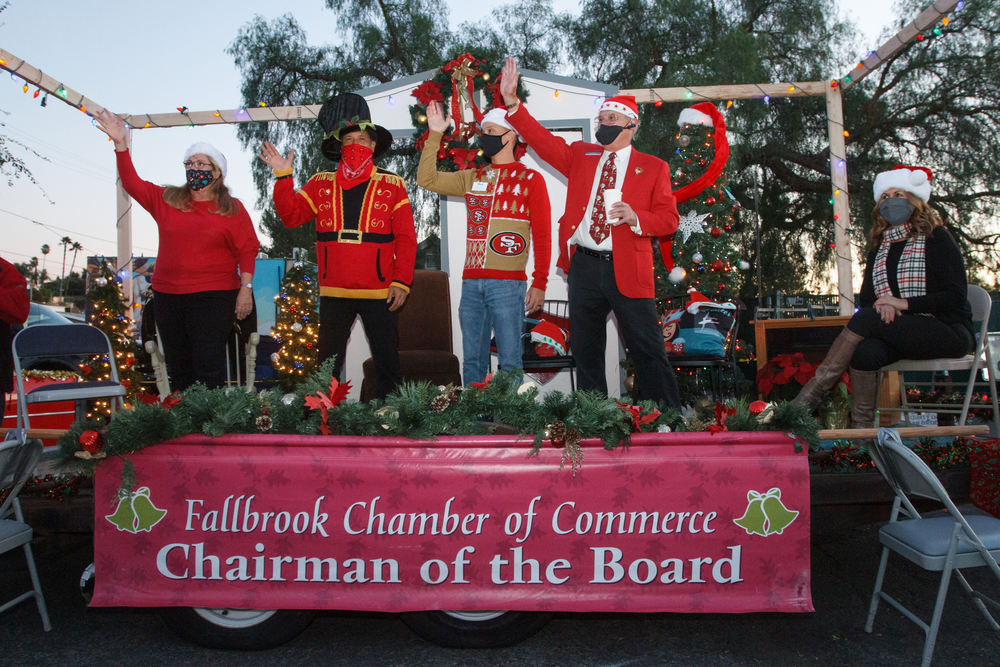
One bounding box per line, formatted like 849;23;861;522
68;241;84;275
59;236;71;296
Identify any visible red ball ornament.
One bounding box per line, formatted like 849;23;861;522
705;196;716;206
717;283;726;290
711;259;724;272
724;224;732;232
710;227;722;237
79;429;103;454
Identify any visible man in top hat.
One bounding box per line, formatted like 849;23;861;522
499;57;681;407
417;101;551;385
260;93;417;399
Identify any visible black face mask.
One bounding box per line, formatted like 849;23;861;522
479;131;511;159
595;122;635;146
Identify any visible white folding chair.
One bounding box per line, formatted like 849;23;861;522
12;324;127;442
879;285;1000;428
0;437;51;631
865;427;1000;666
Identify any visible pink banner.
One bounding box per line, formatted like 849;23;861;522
92;432;813;613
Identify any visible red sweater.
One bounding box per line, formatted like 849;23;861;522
0;257;28;393
116;150;260;294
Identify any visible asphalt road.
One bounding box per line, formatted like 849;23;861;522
2;504;999;666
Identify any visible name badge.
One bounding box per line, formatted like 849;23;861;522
471;181;488;192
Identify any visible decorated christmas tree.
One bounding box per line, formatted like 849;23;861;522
86;259;144;418
656;103;749;305
270;260;319;390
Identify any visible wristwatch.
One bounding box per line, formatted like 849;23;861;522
242;283;253;290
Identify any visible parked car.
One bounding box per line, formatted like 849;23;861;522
18;303;85;372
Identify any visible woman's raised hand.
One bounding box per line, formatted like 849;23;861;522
94;109;128;150
259;142;294;172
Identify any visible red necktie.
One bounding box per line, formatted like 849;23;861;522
589;152;617;244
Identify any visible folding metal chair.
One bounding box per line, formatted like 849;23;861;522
12;324;127;441
879;285;1000;428
0;437;51;630
865;427;1000;666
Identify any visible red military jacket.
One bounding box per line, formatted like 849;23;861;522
273;166;417;299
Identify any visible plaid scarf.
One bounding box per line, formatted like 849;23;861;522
873;223;926;299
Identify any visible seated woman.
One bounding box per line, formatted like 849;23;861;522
793;165;974;428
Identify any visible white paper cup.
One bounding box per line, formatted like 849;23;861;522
604;188;622;221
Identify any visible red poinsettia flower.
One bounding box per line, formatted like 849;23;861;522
470;372;493;392
411;79;444;105
707;401;737;434
138;390;183;409
756;353;818;399
304;378;352;435
615;400;662;432
448;147;481;170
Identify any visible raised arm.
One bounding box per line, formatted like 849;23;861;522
416;102;468;196
499;57;574;176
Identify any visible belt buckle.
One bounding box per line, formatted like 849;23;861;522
337;230;362;244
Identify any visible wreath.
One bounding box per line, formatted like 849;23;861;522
409;52;530;172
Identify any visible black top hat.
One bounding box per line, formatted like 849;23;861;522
318;93;393;162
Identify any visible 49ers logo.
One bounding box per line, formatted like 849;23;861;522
489;232;527;256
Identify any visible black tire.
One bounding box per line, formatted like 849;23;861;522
399;610;552;648
160;607;315;650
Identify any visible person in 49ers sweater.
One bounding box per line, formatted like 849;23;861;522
260;94;416;399
417;102;551;385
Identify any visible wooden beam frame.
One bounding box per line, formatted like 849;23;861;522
840;0;960;91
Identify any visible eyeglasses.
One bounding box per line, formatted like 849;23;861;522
594;112;632;127
183;159;213;170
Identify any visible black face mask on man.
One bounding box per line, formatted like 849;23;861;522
878;198;914;226
479;131;511;159
595;122;636;146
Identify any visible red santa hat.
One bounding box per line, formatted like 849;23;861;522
600;95;639;121
873;165;933;202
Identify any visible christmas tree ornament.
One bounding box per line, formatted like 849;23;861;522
675;211;711;243
705;196;716;205
710;227;722;237
739;260;750;270
292;322;303;332
711;260;724;272
668;267;686;283
678;134;691;147
692;252;704;263
255;414;274;432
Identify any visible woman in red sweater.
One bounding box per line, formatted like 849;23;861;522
95;110;260;391
0;256;29;421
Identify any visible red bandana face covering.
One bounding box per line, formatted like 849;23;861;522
337;143;375;188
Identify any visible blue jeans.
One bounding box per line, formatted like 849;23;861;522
459;279;526;385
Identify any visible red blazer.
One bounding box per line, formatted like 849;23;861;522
507;104;679;299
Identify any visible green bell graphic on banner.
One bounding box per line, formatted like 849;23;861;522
734;487;798;537
760;489;799;535
733;491;768;536
105;493;139;533
131;487;167;532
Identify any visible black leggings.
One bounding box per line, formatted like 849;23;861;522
846;307;973;371
153;289;238;391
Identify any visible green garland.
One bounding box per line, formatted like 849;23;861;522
59;359;820;490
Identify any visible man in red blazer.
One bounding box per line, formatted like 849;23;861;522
500;57;681;407
0;256;29;422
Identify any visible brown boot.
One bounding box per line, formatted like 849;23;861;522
849;368;881;429
791;328;864;409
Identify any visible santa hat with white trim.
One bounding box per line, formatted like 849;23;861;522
184;142;227;179
873;165;933;202
600;95;639;121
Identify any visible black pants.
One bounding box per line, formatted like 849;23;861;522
847;307;974;371
568;251;681;408
319;296;400;400
153;289;237;391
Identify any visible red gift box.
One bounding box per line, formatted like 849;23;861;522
969;439;1000;518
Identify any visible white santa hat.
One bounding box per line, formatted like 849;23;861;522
873;165;933;202
184;142;228;179
481;108;521;141
677;107;714;126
